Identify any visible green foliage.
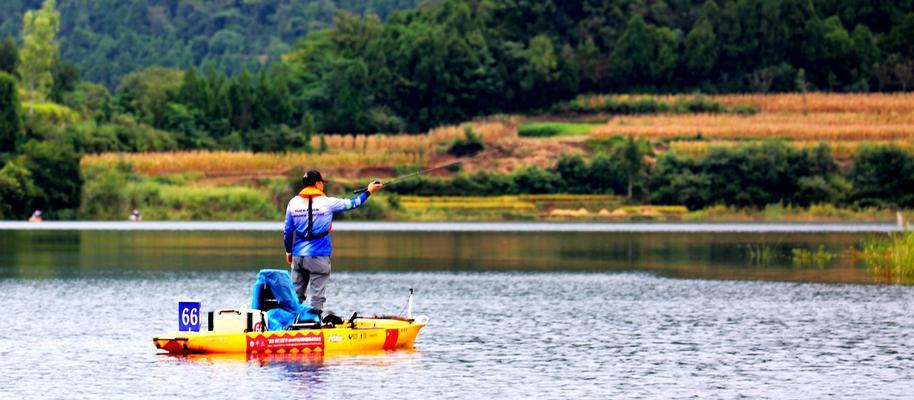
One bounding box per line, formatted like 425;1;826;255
615;137;647;199
116;66;183;128
849;145;914;207
0;160;37;219
518;123;597;138
609;16;680;88
553;154;590;193
651;141;851;210
512;166;563;194
228;69;255;131
333;194;389;220
318;134;329;154
27;100;79;124
49;60;78;102
18;0;59;103
0;1;419;88
862;231;914;283
58;116;177;154
553;94;728;115
746;244;773;265
731;104;760;115
79;161;134;219
80;161;281;221
684;17;718;79
20;138;81;216
0;35;19;75
447;127;484;156
0;72;22;154
4;0;913;147
245;125;308;153
59;81;110;117
791;245;835;268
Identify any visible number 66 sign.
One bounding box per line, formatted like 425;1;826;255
178;300;202;332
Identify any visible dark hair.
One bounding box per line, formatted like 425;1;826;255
302;170;324;187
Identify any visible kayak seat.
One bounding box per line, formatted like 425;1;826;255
250;269;319;330
255;283;281;312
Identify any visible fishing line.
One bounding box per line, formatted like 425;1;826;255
353;157;475;194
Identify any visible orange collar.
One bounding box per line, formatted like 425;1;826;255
299;186;325;197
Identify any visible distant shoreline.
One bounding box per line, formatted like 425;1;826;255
0;221;900;233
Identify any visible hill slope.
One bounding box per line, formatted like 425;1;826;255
0;0;417;87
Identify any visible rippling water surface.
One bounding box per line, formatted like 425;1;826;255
1;228;912;398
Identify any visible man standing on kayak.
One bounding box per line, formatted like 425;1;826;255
284;170;383;316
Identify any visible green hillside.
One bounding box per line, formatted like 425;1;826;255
0;0;417;87
2;0;914;221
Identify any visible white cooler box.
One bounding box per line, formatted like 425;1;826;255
208;309;267;333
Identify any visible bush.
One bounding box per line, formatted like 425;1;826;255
245;124;307;153
108;114;179;151
28;102;81;125
0;71;22;154
849;145;914;207
332;193;389;220
0;160;37;219
731;104;759;115
551;94;730;115
518;122;597;138
650;154;711;209
448;127;484;156
677;94;725;113
79;161;135;219
649;141;846;210
554;154;589;193
512;166;563;194
143;185;279;221
518;124;561;137
21;140;83;216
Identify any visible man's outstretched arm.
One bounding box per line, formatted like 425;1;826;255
328;182;383;213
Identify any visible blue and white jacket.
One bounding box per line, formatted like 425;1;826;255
283;187;370;256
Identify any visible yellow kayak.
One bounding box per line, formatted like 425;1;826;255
154;316;426;355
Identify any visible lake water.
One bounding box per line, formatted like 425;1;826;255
1;225;912;398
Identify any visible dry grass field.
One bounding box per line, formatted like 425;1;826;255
82;151;429;176
590;112;914;141
320;134;433;153
713;92;914;114
84;93;914;181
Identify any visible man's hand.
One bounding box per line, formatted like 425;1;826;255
286;253;293;264
367;181;384;194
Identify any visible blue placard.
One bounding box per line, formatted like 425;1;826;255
178;300;201;332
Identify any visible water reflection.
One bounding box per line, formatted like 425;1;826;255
0;229;884;284
160;349;415;367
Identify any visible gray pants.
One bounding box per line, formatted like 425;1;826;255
291;256;331;311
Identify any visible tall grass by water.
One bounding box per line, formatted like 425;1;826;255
861;231;914;283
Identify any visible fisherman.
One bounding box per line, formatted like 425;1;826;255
284;170;383;317
28;209;42;223
128;209;142;221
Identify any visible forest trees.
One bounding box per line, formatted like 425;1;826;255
18;0;59;113
0;72;22;154
0;36;19;75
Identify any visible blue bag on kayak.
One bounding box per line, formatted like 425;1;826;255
251;269;319;330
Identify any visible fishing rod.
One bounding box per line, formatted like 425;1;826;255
353;159;466;194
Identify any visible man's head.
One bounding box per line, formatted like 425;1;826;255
302;169;325;190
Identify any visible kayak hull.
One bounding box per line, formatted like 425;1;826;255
154;317;425;355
